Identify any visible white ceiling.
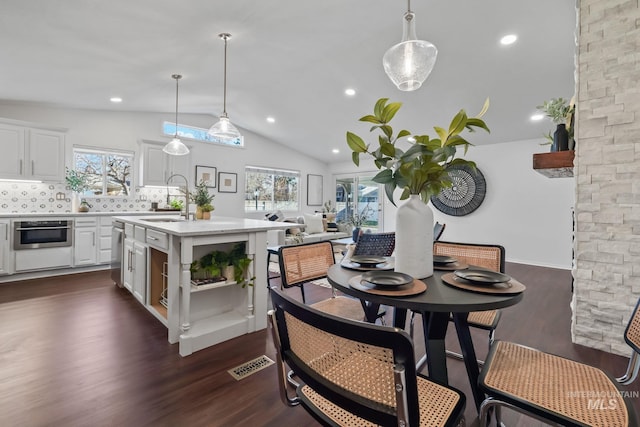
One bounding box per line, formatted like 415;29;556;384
0;0;577;163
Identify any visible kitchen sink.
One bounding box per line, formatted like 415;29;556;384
141;218;184;223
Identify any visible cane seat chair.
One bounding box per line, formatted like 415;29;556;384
269;287;466;427
278;240;383;323
617;296;640;385
478;298;640;427
409;241;505;365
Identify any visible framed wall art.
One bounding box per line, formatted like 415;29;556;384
307;174;323;206
218;172;238;193
195;165;217;188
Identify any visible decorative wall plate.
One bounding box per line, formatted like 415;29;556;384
431;164;486;216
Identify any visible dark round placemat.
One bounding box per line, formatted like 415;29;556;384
441;272;525;295
349;275;427;296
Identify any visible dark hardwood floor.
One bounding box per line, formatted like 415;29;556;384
0;264;638;426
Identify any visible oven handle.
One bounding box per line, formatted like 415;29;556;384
15;226;72;231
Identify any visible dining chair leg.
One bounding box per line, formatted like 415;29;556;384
617;351;640;385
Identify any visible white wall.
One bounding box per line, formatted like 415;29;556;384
0;102;331;217
330;139;575;269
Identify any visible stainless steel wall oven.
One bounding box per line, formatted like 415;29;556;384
13;220;73;250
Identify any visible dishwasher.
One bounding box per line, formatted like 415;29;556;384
110;220;124;287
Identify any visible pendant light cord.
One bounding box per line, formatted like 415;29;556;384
220;33;230;116
172;74;182;138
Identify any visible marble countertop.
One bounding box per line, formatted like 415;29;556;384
0;211;178;219
112;215;291;237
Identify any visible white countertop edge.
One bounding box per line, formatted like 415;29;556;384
112;215;292;236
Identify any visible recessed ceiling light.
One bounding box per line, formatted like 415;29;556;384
500;34;517;45
332;149;340;154
531;113;545;121
266;117;275;123
345;88;356;96
110;97;123;103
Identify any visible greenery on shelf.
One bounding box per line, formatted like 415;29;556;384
190;180;215;208
536;97;574;125
322;200;336;213
190;243;254;288
65;167;89;193
346;98;490;205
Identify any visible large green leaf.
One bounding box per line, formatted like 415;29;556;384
346;131;367;153
372;168;394;183
380;125;393;139
384;181;397;206
359;114;381;124
434;126;448;142
351;151;360;166
448;110;468;136
465;117;490;133
381;102;402;123
374;98;389;119
381;141;395;156
397;129;411;139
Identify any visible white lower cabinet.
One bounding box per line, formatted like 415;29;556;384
123;237;147;304
74;217;97;266
0;220;11;275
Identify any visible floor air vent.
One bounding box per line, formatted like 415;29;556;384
228;355;275;381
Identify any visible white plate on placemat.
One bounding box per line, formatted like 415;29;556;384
350;255;388;267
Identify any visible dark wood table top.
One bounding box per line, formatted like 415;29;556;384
327;264;524;314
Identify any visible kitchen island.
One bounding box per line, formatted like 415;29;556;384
113;215;290;356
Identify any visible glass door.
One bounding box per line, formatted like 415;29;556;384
335;174;383;232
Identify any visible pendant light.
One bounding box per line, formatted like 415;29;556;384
163;74;190;156
382;0;438;91
208;33;242;142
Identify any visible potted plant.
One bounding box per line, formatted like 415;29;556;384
536;97;575;151
65;167;89;212
190;180;215;220
341;204;373;242
323;200;337;222
346;97;489;278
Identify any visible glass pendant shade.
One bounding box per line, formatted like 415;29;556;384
383;11;437;91
163;137;190;156
163;74;190;156
208;113;241;142
208;33;242;142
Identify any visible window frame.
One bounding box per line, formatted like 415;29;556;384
244;165;300;213
71;146;135;197
161;121;244;148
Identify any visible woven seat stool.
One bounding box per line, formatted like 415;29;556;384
479;340;638;427
270;287;466;427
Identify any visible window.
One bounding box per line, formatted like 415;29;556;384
162;121;244;147
245;166;299;212
73;148;133;196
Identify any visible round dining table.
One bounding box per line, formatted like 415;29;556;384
327;263;524;411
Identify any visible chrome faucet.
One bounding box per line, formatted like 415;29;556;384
166;173;191;220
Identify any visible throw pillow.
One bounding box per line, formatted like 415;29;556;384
303;213;324;234
264;210;284;221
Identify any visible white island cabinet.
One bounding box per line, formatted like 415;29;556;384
112;216;290;356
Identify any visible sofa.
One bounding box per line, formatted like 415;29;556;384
266;213;349;246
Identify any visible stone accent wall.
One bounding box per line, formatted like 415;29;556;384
573;0;640;355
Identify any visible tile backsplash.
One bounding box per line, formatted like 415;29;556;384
0;181;179;213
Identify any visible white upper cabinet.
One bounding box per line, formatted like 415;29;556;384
0;122;65;182
139;140;191;187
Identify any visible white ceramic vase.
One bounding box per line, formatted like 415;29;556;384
71;192;81;213
394;194;434;279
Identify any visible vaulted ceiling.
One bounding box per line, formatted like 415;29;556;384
0;0;577;162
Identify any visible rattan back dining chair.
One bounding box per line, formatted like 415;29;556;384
269;287;466;427
278;240;374;322
478;299;640;427
410;241;505;365
352;231;396;257
433;222;446;241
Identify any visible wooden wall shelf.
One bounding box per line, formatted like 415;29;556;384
533;150;575;178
